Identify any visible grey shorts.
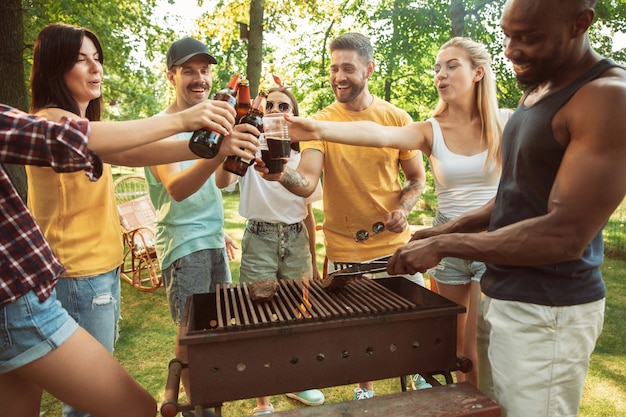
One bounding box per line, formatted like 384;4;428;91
162;248;232;325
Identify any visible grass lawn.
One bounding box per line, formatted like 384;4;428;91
40;190;626;416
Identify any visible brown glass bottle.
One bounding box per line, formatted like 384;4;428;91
235;79;251;124
223;91;267;176
188;73;240;158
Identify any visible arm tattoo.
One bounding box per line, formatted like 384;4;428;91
399;178;425;213
281;167;313;195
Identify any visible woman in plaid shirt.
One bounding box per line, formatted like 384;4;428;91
0;100;235;416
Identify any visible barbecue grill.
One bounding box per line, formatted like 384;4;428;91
161;276;466;416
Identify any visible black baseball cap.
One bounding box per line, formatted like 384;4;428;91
166;37;217;69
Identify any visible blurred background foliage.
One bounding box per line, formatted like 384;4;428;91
4;0;625;120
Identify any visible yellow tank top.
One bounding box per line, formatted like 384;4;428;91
26;164;123;277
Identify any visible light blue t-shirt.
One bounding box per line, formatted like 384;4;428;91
144;131;225;270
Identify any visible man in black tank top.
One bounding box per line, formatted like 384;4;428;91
385;1;626;416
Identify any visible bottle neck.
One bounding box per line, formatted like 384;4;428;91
250;94;266;114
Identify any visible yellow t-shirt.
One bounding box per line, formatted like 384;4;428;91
301;98;417;262
26;163;123;277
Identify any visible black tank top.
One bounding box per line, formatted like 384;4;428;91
482;59;622;306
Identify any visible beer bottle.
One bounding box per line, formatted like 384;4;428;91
235;79;251;124
223;91;266;176
188;73;241;158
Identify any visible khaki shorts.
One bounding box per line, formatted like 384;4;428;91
477;295;605;417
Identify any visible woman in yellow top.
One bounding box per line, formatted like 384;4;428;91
26;23;252;417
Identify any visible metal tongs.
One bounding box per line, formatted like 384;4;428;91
332;255;391;278
322;256;391;290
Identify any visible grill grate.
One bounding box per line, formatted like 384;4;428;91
212;278;417;331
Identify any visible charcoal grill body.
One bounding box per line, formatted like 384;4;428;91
178;277;464;408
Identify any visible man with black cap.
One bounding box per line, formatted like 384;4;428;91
144;37;259;417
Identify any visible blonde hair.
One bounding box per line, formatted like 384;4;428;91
432;37;503;169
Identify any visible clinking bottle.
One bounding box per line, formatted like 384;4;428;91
223;91;267;176
235;79;251;124
188;73;241;158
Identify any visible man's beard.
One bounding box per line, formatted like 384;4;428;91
334;80;366;103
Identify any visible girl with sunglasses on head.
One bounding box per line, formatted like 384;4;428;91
217;86;324;415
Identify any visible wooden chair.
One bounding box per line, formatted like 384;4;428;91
113;174;162;291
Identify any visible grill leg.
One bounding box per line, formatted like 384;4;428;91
400;375;408;392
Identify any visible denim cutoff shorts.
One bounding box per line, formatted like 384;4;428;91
0;288;78;374
427;211;486;286
239;220;312;283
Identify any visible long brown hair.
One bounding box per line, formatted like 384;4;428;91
30;23;104;121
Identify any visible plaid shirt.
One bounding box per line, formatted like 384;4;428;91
0;104;102;307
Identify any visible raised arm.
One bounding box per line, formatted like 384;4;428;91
149;124;260;202
278;148;324;198
286;115;431;153
388;72;626;275
39;100;235;156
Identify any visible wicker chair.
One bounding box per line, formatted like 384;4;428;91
113;174;162;291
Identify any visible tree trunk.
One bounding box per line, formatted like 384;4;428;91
449;0;465;37
247;0;264;97
0;0;28;111
383;0;402;102
0;0;29;202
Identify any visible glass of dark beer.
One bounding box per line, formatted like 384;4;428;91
263;113;291;159
259;134;284;174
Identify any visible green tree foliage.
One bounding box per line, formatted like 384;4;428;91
195;0;625;120
20;0;176;119
592;0;626;64
6;0;626;122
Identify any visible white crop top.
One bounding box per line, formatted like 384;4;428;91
428;117;500;219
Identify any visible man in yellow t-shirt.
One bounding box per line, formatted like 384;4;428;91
260;32;427;399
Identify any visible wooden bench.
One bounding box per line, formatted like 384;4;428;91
270;382;500;417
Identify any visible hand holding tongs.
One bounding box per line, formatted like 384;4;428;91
330;255;391;279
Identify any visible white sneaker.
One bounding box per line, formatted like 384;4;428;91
353;387;374;400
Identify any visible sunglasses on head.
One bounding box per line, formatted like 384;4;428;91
266;101;292;113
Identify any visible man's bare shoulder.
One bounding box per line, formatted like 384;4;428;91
567;63;626;109
554;62;626;146
585;64;626;94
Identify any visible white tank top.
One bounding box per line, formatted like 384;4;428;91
237;149;322;223
428;118;500;219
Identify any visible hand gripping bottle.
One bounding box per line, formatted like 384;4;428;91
188;73;241;158
223;91;267;176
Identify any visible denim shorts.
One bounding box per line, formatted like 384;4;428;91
239;220;312;283
0;288;78;374
427;211;486;285
54;267;120;354
162;248;232;325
